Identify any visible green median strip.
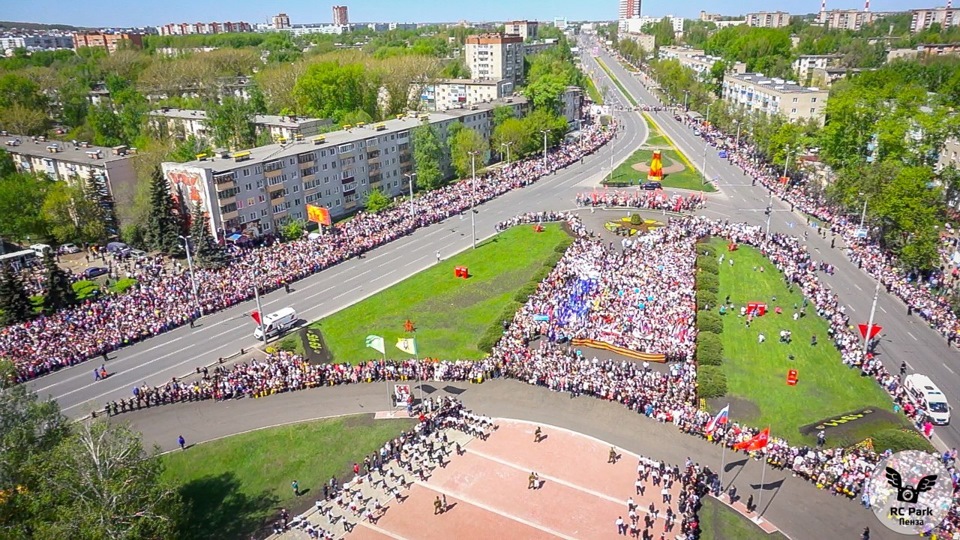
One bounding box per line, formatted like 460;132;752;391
584;75;603;105
594;57;638;107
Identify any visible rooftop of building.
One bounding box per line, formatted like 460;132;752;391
434;78;505;86
148;108;327;127
170;97;527;171
1;133;133;165
725;72;825;93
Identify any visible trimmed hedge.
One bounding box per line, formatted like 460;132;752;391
698;365;727;399
698;243;717;258
696;290;717;311
696;332;723;365
478;301;522;353
698;273;719;293
697;256;719;276
109;277;138;294
697;311;723;334
514;282;539;303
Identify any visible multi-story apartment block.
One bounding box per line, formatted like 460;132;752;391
419;79;515;111
658;47;746;79
910;7;960;32
561;87;583;126
818;9;887;31
504;20;539;41
332;6;350;26
937;137;960;172
621;32;656;54
1;134;138;222
73;32;143;54
722;73;829;125
619;0;642;20
793;54;842;82
272;13;291;30
160;98;528;241
0;34;74;53
745;11;791;28
149;109;332;144
465;34;525;86
159;21;253;36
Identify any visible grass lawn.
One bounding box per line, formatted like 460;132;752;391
595;57;638;107
161;415;415;540
700;497;789;540
585;76;604;105
604;148;716;192
704;238;916;447
299;224;571;364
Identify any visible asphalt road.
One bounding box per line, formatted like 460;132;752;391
587;38;960;451
29;63;649;417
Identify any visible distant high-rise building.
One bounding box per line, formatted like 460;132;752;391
619;0;642;19
272;13;291;30
910;7;960;32
333;5;350;26
504;20;539;40
745;11;791;28
465;33;525;86
73;32;143;54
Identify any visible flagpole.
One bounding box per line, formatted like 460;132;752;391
755;429;768;517
383;348;390;411
415;346;424;407
719;439;728;493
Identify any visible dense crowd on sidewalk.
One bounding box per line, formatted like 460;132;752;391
100;210;960;536
575;190;706;213
1;120;616;382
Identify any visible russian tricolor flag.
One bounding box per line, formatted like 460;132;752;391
705;404;730;434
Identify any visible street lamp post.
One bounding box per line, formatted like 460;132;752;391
766;146;792;235
734;120;741;148
683;90;689;112
700;102;714;188
501;141;513;166
177;235;203;317
858;194;869;231
469;150;479;250
404;172;416;220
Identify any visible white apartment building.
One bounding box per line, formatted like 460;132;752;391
465;34;525;86
622;33;656;54
0;34;74;53
419;79;515;111
911;8;960;32
1;134;138;222
793;54;842;82
745;11;791;28
504;20;539;41
161;98;528;241
149;109;331;144
658;47;746;79
818;9;887;31
722;73;829;125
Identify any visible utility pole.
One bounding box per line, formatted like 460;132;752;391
501;141;512;166
540;129;549;172
178;235;203;317
859;196;868;231
404;172;416;219
253;283;266;343
864;278;881;356
469;151;478;249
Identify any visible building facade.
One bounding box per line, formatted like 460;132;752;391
793;54;842;82
818;9;885;31
622;32;656;53
504;20;539;41
273;13;291;30
465;33;525;86
161;98;528;241
0;34;73;53
419;79;515;111
658;46;747;79
332;5;350;26
159;22;252;35
722;73;829;125
745;11;791;28
73;32;143;53
938;137;960;172
148;109;331;144
2;134;138;223
910;8;960;32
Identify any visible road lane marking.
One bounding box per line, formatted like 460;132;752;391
907;331;918;341
853;283;863;291
879;306;887;314
944;363;957;375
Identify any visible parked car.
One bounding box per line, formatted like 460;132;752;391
641;182;662;191
129;249;148;260
58;243;81;254
29;244;52;257
106;241;130;256
81;267;109;279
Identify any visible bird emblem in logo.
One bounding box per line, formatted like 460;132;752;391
886;467;938;503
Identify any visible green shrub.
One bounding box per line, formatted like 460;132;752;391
544;252;563;268
698;273;719;293
514;283;539;303
870;428;936;453
278;335;301;353
109;277;138;294
696;290;717;311
72;280;100;301
697;332;723;365
698;365;727;399
697;311;723;334
479;302;522;353
699;243;717;258
697;256;719;275
630;213;642;225
555;242;570;253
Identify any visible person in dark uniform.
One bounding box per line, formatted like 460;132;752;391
534;426;542;443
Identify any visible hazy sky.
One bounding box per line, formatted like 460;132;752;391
2;0;934;29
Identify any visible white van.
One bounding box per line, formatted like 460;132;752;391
29;244;52;257
905;374;951;425
253;307;298;340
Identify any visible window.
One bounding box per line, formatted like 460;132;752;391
335;199;341;206
791;108;797;113
263;222;271;231
245;183;253;191
256;179;263;188
292;184;299;193
243;168;250;177
258;195;266;203
811;97;817;103
810;108;816;114
247;198;255;206
237;199;245;209
249;212;256;221
792;97;798;103
261;209;268;217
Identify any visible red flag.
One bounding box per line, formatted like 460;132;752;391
251;311;261;325
858;324;882;340
734;427;770;451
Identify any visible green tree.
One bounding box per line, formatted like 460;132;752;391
0;104;48;135
525;73;567;113
0;263;33;324
41;181;107;245
0;172;52;242
364;187;392;213
41;251;76;314
449;127;489;179
0;149;15;176
492;105;516;129
412;122;444;190
0;72;48;110
293;60;380;123
144;167;182;254
493;117;532;160
189;201;228;269
207;96;257;149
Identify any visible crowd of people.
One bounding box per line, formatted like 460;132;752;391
669;106;960;349
575;190;706;213
1;118;617;382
